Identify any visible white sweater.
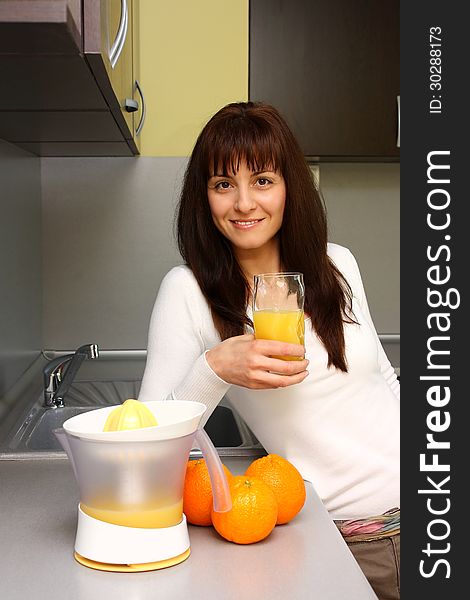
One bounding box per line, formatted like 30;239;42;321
139;243;400;520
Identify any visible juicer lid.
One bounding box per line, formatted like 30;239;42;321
63;400;207;442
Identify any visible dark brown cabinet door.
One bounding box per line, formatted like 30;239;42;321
250;0;400;160
0;0;139;156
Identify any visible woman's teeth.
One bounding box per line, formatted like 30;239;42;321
232;219;262;227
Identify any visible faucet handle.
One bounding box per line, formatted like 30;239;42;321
44;343;100;407
43;354;74;406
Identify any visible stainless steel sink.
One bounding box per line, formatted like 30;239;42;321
1;379;265;458
8;406;99;451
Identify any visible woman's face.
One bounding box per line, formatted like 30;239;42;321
207;161;286;254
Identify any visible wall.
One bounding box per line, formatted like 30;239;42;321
321;163;399;332
138;0;249;156
321;163;400;367
0;140;42;412
41;157;184;349
41;158;399;366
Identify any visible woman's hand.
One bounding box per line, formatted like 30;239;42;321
206;334;309;389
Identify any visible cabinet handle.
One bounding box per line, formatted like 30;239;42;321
396;95;400;148
109;0;128;69
135;80;146;136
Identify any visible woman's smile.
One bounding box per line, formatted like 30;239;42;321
230;218;266;229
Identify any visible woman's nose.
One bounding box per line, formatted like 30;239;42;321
234;186;256;212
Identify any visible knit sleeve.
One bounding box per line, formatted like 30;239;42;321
344;249;400;400
138;266;230;420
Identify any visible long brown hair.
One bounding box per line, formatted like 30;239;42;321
176;102;355;371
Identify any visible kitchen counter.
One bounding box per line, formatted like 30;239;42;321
0;457;377;600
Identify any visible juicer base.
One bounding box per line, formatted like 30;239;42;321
74;548;191;572
74;504;191;567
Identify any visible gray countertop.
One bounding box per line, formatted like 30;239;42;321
0;457;377;600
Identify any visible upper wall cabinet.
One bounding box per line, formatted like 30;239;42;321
0;0;144;156
250;0;399;161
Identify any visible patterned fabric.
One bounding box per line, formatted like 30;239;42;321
335;507;400;542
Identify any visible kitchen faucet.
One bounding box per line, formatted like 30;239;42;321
43;344;99;408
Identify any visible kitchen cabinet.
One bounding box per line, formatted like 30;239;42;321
250;0;400;161
0;0;144;156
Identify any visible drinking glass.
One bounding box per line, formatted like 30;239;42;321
252;272;305;360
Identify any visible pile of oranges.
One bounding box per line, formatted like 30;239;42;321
183;454;306;545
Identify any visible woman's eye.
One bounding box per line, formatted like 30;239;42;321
215;181;231;190
257;178;271;186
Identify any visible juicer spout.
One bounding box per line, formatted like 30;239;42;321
194;428;232;513
53;428;79;481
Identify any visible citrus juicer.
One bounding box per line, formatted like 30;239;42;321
54;400;232;572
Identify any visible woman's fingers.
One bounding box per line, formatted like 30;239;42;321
253;338;305;359
246;352;309;387
255;355;309;375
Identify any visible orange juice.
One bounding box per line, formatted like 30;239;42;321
81;499;183;528
253;309;305;360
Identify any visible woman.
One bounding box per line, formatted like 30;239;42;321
139;102;400;599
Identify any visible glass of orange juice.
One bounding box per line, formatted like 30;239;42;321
252;272;305;360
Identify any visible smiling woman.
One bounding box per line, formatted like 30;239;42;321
176;102;355;355
139;101;400;600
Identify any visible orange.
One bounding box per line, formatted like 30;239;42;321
245;454;306;524
183;459;233;526
211;475;278;544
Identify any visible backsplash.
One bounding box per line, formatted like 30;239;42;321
0;140;42;412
